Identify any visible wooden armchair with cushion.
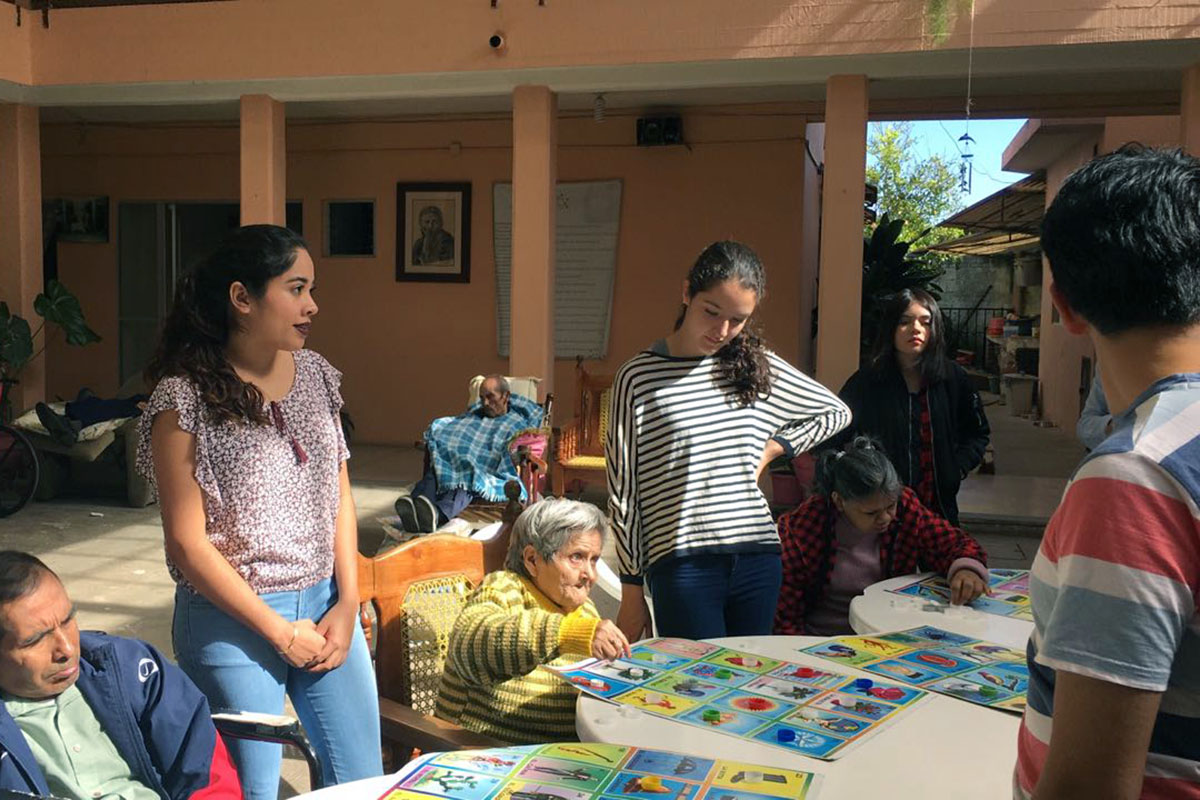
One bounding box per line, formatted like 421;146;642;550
357;533;503;766
552;360;613;497
411;375;553;530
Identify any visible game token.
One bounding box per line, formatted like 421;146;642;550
799;709;819;720
629;668;645;679
854;678;874;689
589;679;605;689
650;654;670;664
744;771;764;783
795;667;815;678
742;657;760;668
702;709;721;722
777;728;797;743
644;692;663;704
979;686;998;697
715;669;732;679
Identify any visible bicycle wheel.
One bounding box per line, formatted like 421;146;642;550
0;424;39;517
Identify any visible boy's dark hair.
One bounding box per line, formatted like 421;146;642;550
1041;144;1200;335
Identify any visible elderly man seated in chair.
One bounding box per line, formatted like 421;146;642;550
396;375;544;533
0;551;241;800
434;498;630;744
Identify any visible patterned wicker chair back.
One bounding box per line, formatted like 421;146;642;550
397;575;476;714
357;534;485;713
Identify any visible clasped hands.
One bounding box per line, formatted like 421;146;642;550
274;599;358;672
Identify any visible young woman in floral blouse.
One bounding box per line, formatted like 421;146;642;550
138;225;381;800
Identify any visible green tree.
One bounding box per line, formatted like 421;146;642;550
866;121;964;250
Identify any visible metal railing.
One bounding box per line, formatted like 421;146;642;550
942;306;1009;370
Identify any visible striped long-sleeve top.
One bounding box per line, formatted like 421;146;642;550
434;570;600;744
606;346;850;582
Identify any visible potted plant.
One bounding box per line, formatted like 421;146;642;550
0;280;100;421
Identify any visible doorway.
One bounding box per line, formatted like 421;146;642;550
117;202;239;387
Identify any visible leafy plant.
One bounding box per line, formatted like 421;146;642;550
0;280;100;420
860;213;944;354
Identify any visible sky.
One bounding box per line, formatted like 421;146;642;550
870;117;1031;209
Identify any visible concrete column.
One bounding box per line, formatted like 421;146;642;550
815;75;868;390
240;95;286;226
510;85;557;397
0;103;44;412
1182;63;1200;156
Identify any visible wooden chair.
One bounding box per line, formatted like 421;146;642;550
553;360;613;496
357;534;503;765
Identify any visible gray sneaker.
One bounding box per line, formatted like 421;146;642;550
414;495;439;533
393;495;418;533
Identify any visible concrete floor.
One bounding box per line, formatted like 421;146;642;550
1;394;1081;796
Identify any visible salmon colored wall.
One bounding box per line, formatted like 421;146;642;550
17;0;1192;87
1038;132;1098;431
41;124;241;400
41;107;811;444
0;22;31;85
1036;114;1180;428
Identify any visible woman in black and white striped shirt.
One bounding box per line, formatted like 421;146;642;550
607;241;850;640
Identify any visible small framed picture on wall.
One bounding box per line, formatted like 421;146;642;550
396;182;471;283
51;197;110;243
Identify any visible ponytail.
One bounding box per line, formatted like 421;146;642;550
815;436;901;500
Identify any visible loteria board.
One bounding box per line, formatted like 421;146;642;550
548;638;925;761
798;626;1028;713
886;569;1033;621
376;744;821;800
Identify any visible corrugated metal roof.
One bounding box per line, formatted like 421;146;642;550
927;172;1046;256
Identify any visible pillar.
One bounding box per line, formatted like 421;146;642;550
815;75;869;390
1182;63;1200;156
240;95;286;226
509;85;557;396
0;103;44;413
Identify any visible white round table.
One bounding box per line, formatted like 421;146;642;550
294;773;401;800
577;636;1020;798
849;573;1034;649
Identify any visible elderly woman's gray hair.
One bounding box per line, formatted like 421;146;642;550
505;498;610;576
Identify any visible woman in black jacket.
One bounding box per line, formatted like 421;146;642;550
836;289;990;525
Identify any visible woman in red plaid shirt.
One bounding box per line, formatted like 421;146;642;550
773;437;988;635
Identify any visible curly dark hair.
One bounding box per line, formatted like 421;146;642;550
673;240;772;406
145;224;309;426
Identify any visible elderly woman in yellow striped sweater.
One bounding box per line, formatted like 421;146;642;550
434;498;631;743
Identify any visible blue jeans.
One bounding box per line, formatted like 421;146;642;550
411;470;473;524
646;552;783;639
172;579;382;800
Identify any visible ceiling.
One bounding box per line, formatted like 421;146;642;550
10;37;1194;125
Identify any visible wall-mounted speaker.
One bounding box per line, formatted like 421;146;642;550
636;116;683;147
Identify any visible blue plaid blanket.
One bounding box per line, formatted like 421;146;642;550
425;394;544;502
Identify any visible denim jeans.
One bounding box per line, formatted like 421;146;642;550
172;579;382;800
646;552;783;639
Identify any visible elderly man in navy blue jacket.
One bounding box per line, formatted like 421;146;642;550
0;551;242;800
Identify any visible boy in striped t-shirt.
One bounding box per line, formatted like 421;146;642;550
1017;145;1200;799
